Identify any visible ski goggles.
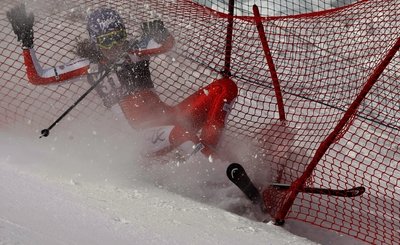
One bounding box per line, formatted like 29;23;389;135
96;29;127;49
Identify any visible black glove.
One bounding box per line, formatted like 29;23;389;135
141;20;169;43
7;4;35;48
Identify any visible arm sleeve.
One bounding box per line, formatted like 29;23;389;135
22;48;90;85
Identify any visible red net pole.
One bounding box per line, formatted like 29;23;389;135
223;0;235;77
253;4;286;122
275;35;400;223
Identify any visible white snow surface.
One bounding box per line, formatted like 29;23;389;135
0;114;366;245
0;120;319;245
0;164;314;245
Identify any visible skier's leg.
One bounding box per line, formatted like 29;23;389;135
173;85;210;132
174;77;238;148
119;89;174;129
199;77;238;147
119;89;216;160
140;124;215;160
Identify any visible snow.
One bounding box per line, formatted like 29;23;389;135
0;165;317;245
0;124;317;245
0;114;367;244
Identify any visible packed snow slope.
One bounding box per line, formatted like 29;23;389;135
0;162;313;245
0;118;365;244
0;121;316;245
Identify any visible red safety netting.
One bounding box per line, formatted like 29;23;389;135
1;1;399;244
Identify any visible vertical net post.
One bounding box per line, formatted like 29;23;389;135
253;4;286;122
222;0;235;77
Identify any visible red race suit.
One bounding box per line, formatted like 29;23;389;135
22;33;238;160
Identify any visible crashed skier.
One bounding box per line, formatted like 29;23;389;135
7;4;238;162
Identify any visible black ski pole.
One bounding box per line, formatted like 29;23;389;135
40;67;112;138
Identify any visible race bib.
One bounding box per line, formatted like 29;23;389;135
87;68;126;108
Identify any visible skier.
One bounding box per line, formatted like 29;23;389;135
7;5;238;162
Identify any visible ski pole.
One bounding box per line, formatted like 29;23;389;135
40;67;112;138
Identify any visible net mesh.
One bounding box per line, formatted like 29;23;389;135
1;1;399;244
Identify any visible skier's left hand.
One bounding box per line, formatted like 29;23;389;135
7;4;35;48
141;20;169;43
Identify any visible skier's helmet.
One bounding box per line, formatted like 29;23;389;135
87;8;127;49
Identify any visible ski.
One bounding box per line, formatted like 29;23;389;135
226;163;262;204
227;163;365;203
271;183;365;197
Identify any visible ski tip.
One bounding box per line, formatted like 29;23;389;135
226;163;262;205
226;163;245;181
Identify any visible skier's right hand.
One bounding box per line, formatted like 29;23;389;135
141;20;169;44
7;4;35;49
